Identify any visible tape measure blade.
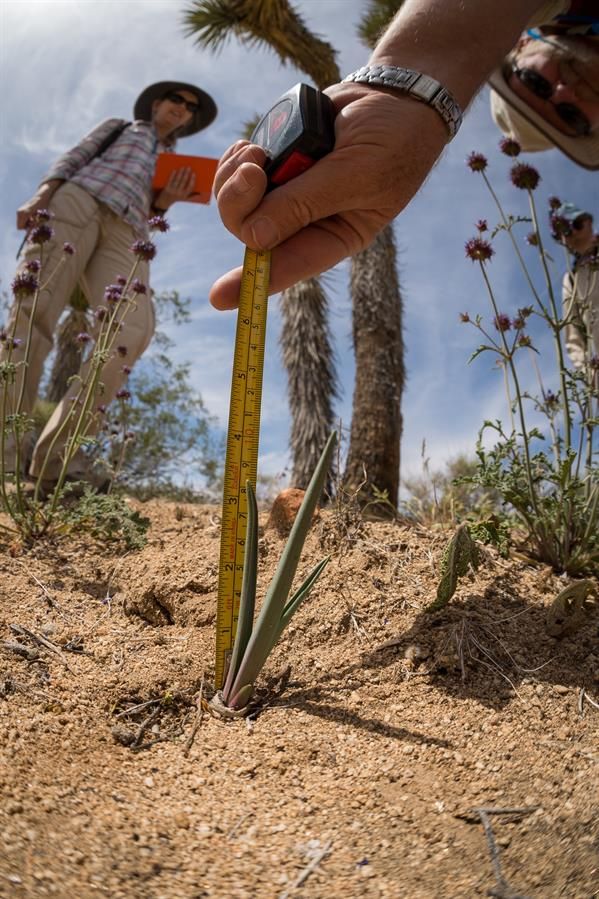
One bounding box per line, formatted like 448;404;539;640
215;248;271;689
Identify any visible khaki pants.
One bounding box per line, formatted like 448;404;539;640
2;182;154;479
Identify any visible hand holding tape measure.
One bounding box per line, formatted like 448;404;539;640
215;83;336;689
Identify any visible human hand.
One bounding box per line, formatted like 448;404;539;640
16;191;53;230
156;166;196;208
210;82;449;309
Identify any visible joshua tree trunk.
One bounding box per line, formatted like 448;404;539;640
343;227;404;512
280;278;338;488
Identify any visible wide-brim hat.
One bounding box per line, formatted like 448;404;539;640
488;64;599;171
134;81;217;137
556;201;593;223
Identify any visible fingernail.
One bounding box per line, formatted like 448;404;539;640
233;170;252;193
250;217;279;249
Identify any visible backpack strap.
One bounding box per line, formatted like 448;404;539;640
94;121;132;159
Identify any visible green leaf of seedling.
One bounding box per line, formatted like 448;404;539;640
269;556;330;653
428;523;480;612
222;480;258;700
226;431;337;710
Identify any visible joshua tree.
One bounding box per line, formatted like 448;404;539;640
184;0;339;491
184;0;406;509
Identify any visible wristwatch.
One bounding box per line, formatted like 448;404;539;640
342;65;463;140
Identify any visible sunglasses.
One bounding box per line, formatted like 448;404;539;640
511;65;591;136
572;216;592;231
164;92;200;115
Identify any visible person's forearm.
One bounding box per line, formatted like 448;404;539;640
370;0;544;107
37;178;64;198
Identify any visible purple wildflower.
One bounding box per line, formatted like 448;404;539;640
548;196;561;211
95;307;108;322
12;271;39;298
130;239;156;261
115;389;131;401
476;219;488;233
149;215;170;233
466;152;488;172
97;404;107;414
131;278;147;295
32;209;53;224
122;365;132;375
28;223;54;245
494;314;511;332
499;137;521;157
63;242;75;256
465;237;494;262
76;332;91;344
116;345;128;357
11;338;23;349
25;259;41;274
510;163;541;191
104;284;123;303
116;275;127;287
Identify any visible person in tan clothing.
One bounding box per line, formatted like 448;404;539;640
556;203;599;385
2;80;216;491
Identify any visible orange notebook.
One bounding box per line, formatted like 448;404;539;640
152;154;219;204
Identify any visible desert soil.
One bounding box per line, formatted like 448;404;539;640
0;496;598;899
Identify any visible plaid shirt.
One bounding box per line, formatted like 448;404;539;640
43;118;170;238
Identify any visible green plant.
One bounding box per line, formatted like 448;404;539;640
429;523;480;612
55;486;150;550
0;210;158;543
211;431;336;715
461;148;599;576
401;442;502;527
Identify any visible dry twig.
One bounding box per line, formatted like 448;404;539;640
473;806;538;899
9;623;72;670
279;840;333;899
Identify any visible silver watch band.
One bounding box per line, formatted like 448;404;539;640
342;65;463;140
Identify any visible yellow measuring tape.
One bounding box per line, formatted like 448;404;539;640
215;247;271;689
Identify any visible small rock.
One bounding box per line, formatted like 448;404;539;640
174;813;191;829
265;489;319;537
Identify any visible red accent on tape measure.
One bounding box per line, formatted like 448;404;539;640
270;150;315;186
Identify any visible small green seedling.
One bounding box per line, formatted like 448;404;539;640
212;431;337;715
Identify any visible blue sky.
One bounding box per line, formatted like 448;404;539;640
0;0;596;491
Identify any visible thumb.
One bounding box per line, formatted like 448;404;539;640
240;153;353;250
